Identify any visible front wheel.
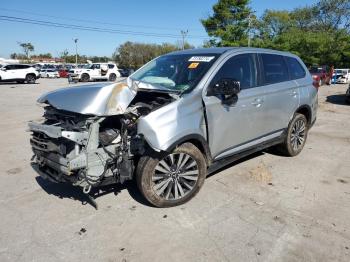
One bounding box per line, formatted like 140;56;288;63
108;73;117;82
25;74;36;84
136;143;207;207
81;73;90;82
278;113;308;156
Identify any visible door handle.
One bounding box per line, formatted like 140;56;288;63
251;98;263;107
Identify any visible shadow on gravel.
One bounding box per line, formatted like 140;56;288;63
326;94;350;106
32;163;151;209
32;149;282;209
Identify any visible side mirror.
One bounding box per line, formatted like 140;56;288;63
207;78;241;97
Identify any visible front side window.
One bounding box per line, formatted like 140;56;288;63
131;54;219;92
5;65;16;70
261;54;289;84
285;57;306;80
211;54;257;90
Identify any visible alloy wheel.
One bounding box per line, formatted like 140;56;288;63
152;153;199;201
290;119;306;151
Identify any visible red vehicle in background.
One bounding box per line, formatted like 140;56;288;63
309;66;332;86
58;69;69;78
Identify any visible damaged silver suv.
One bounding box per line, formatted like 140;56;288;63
29;48;318;207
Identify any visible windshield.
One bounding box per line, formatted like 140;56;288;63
131;54;219;92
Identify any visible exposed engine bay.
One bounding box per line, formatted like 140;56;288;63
29;89;175;194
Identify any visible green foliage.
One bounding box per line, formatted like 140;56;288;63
203;0;350;67
201;0;251;46
32;53;53;59
113;41;193;69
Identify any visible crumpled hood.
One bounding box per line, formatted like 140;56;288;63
37;80;137;116
37;79;178;116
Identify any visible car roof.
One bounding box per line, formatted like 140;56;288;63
167;47;297;57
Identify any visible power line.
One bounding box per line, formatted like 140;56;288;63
0;15;210;40
0;7;207;32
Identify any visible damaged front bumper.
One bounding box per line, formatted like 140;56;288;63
29;116;133;190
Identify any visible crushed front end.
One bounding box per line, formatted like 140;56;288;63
29;106;141;193
29;81;176;193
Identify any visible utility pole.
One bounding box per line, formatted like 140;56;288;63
180;30;188;50
73;38;78;66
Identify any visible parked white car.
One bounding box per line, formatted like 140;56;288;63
335;69;350;84
68;63;121;82
40;69;60;78
0;64;39;84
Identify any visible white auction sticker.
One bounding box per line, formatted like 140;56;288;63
188;56;215;62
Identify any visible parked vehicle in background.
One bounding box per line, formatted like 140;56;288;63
346;84;350;104
68;63;121;82
118;68;135;77
0;64;39;84
58;69;69;78
29;48;318;207
309;66;331;86
335;69;350;84
40;69;60;78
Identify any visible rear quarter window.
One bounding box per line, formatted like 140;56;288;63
261;54;289;85
108;64;115;69
285;57;306;80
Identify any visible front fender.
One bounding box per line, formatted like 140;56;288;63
137;94;207;152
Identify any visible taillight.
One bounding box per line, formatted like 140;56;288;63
312;76;320;91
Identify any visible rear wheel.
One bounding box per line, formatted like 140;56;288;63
136;143;207;207
278;113;308;156
108;73;117;82
25;74;36;84
81;73;90;82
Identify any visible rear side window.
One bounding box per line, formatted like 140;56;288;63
285;57;306;79
108;64;115;69
212;54;257;90
261;54;289;84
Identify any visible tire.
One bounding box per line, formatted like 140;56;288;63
25;74;36;84
136;142;207;207
81;73;90;82
278;113;308;156
108;73;117;82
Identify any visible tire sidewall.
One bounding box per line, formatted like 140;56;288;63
81;73;90;82
109;73;116;82
137;143;207;207
285;114;308;156
26;74;35;84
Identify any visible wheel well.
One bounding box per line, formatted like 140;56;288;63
180;138;212;166
26;73;35;77
296;106;311;126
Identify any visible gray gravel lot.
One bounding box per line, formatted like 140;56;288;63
0;78;349;262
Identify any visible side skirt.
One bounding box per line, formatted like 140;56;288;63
207;134;285;175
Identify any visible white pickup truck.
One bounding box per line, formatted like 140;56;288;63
68;63;121;82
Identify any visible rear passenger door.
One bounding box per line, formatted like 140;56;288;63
259;54;300;134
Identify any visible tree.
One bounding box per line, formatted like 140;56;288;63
113;41;186;69
18;42;34;60
201;0;252;46
60;49;69;63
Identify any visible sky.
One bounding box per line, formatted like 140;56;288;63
0;0;318;58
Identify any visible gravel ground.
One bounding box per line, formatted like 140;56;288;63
0;78;349;262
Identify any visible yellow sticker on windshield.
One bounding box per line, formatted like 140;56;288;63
188;62;199;69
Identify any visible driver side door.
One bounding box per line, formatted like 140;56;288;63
203;53;266;160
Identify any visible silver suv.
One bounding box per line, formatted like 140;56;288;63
29;48;318;207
